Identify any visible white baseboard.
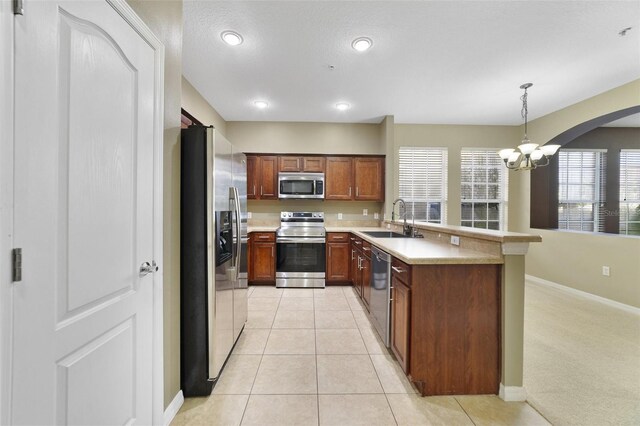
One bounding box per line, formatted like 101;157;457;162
526;274;640;315
499;383;527;402
163;390;184;426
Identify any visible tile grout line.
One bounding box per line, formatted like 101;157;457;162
314;294;321;426
453;396;477;426
239;291;283;425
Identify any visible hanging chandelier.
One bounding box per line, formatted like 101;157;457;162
498;83;560;171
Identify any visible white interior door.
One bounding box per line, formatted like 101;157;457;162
11;1;160;424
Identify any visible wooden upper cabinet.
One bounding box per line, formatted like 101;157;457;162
279;156;302;172
246;155;258;199
258;156;278;199
325;157;354;200
302;157;325;173
279;156;326;173
354;157;384;201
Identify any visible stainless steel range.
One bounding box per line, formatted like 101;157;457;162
276;212;326;288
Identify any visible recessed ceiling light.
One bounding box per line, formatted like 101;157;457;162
254;100;269;109
335;102;350;111
221;30;243;46
352;37;373;52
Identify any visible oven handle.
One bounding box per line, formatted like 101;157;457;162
276;237;326;243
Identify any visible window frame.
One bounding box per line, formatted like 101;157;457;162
460;148;509;231
557;149;606;233
619;149;640;236
397;146;448;224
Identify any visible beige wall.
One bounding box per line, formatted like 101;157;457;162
512;79;640;308
126;0;183;409
182;76;228;135
393;124;521;227
226;121;383;155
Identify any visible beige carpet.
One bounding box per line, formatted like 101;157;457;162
524;281;640;425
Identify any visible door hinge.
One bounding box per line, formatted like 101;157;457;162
12;248;22;282
13;0;24;15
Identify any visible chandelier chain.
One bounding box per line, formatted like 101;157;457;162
521;89;528;137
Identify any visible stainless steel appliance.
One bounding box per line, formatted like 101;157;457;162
180;126;248;396
278;172;325;199
276;212;326;288
370;246;392;347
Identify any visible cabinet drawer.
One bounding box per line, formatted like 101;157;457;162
327;232;349;242
251;232;275;242
391;257;411;285
362;240;372;257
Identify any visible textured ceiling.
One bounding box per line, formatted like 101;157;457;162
183;1;640;125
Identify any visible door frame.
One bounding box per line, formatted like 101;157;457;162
0;0;165;424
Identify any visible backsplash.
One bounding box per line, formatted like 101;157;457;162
247;200;383;227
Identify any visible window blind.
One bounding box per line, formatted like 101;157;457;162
398;147;448;224
460;149;508;230
620;149;640;236
557;149;606;232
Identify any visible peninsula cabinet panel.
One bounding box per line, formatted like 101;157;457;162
390;277;410;374
354;157;384;201
325;157;353;200
408;264;500;396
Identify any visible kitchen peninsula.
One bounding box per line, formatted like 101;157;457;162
247;220;541;401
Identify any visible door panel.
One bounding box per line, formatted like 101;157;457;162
325;157;353;200
12;2;157;423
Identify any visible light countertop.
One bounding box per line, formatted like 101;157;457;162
248;225;504;265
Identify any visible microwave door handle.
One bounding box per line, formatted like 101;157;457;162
313;180;316;196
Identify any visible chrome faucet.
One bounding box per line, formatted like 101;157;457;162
392;198;411;236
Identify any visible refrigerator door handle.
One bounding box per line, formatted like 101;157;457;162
232;186;242;283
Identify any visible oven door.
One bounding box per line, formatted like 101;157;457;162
276;237;326;278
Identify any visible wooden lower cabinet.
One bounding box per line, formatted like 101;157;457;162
407;263;500;396
326;242;350;282
390;277;410;373
249;232;276;283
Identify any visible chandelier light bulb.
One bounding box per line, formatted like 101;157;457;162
518;143;539;156
530;150;544;161
508;152;521;164
498;149;515;160
539;144;561;156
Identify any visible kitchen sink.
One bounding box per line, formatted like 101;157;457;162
362;231;410;238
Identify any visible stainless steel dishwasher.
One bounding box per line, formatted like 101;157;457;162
370;246;391;347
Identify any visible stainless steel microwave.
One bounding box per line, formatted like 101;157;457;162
278;172;325;199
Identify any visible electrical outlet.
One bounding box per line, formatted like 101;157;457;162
451;235;460;246
247;212;252;219
363;209;368;216
338;213;343;220
386;223;391;229
602;266;610;277
374;212;379;219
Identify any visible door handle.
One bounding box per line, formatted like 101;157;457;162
348;187;352;197
140;261;158;277
391;266;405;274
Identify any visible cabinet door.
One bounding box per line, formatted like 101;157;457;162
354;157;384;201
279;156;301;172
246;155;258;199
391;277;410;373
259;156;278;199
325;157;353;200
252;242;275;282
303;157;325;173
327;242;350;282
361;255;371;310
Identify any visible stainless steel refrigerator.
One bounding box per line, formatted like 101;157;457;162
180;126;248;396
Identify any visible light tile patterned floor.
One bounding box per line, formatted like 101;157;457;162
172;285;549;425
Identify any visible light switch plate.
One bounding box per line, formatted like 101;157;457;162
247;212;252;219
602;266;610;276
338;213;343;220
363;209;368;216
451;235;460;246
374;212;379;219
